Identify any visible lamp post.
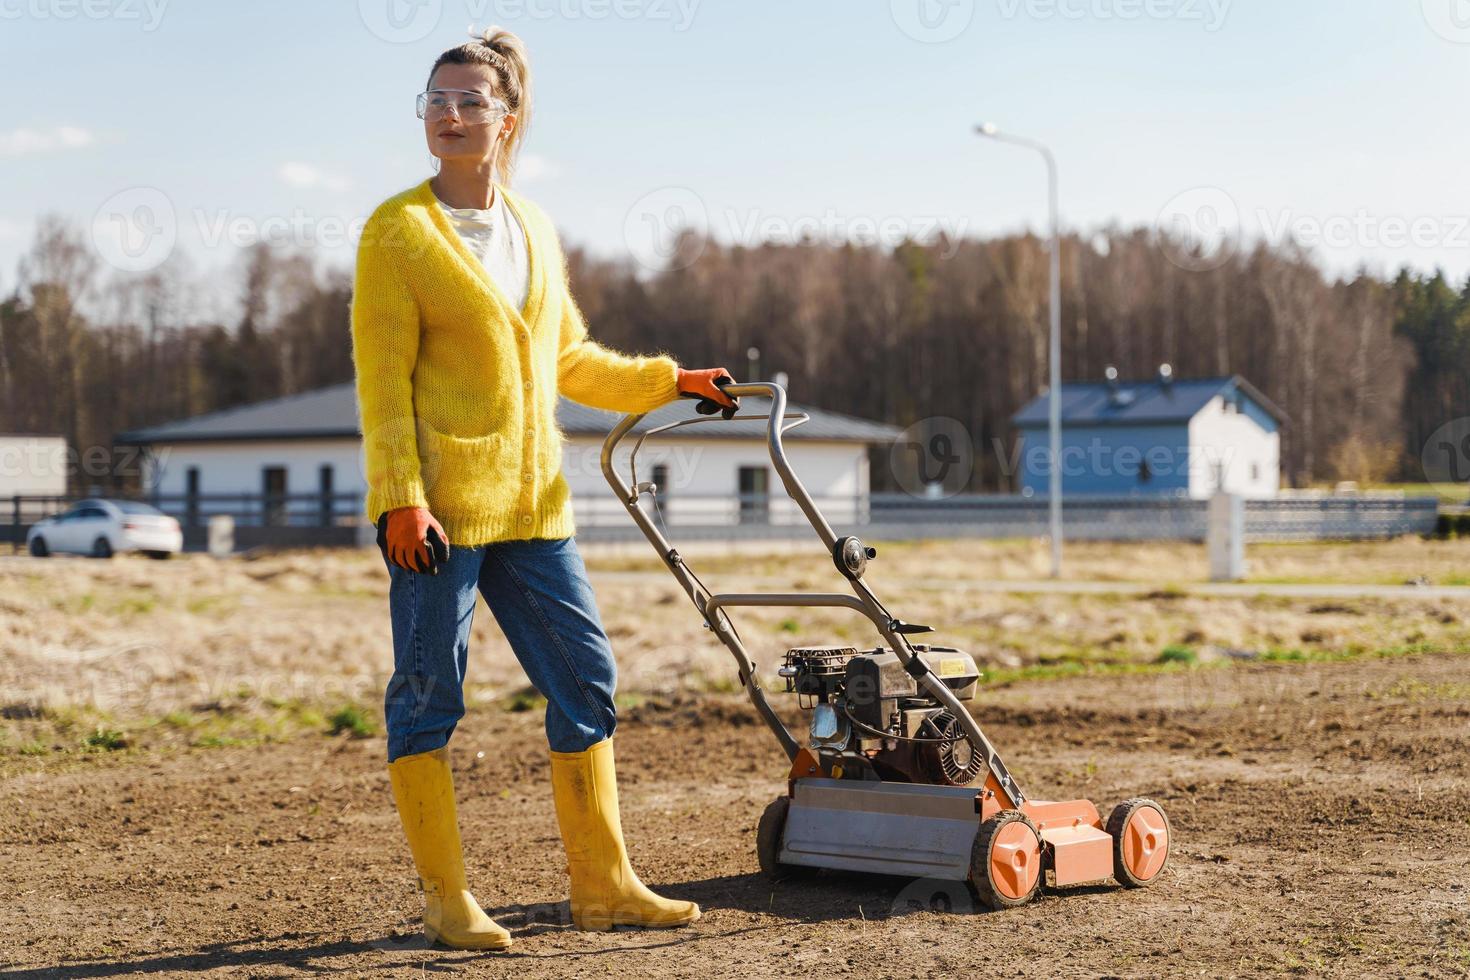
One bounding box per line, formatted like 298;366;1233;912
975;122;1063;579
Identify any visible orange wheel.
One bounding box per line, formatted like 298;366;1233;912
969;810;1043;910
1106;798;1170;887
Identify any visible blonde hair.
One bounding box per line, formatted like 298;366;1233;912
427;27;533;184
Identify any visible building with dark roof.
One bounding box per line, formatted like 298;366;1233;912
1010;369;1284;498
116;382;901;529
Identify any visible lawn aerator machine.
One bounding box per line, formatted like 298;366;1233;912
601;381;1170;909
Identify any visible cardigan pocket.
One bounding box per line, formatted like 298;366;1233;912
416;425;513;520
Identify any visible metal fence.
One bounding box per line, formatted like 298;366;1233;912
571;491;1441;543
852;492;1442;543
3;489;1441;553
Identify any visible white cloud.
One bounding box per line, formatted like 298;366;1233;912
278;162;351;193
0;125;96;157
0;217;28;240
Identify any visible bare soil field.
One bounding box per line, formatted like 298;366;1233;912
2;539;1469;977
4;651;1469;977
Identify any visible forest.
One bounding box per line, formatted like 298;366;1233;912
2;214;1466;492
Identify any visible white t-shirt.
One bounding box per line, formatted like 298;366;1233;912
436;187;531;314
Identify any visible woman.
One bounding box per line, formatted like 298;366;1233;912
350;28;736;951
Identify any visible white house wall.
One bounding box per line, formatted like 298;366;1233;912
1186;396;1281;499
144;439;369;500
142;435;872;526
563;437;870;528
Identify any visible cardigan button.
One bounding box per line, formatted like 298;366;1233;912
523;380;533;391
521;514;533;525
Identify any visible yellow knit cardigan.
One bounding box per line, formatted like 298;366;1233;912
350;178;681;545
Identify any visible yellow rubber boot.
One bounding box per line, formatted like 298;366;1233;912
387;747;513;950
549;738;701;931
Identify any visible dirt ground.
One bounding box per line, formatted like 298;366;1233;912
4;647;1469;978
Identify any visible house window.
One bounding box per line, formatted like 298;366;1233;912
1251;462;1260;482
185;467;200;527
737;466;769;524
319;464;335;527
262;466;287;527
651;463;669;498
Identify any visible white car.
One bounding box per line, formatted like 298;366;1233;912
27;499;183;559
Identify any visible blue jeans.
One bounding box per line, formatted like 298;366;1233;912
382;535;618;762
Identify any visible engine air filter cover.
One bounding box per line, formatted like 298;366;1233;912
782;645;857;697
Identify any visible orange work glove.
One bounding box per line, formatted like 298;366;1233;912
375;506;450;575
676;366;739;415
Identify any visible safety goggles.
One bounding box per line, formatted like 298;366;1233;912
416;89;509;123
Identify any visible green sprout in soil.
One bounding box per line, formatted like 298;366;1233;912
84;727;129;751
1158;644;1198;665
327;706;377;739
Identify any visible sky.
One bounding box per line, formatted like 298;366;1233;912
2;0;1468;298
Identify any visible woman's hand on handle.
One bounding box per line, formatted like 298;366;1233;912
676;367;739;413
376;506;451;575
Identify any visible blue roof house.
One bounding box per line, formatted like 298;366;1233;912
1010;367;1285;499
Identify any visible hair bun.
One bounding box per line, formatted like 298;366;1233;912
470;25;514;53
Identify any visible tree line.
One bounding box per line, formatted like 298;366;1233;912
2;214;1466;493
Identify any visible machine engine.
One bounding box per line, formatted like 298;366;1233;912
778;644;984;786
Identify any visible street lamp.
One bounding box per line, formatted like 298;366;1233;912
975;122;1063;578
